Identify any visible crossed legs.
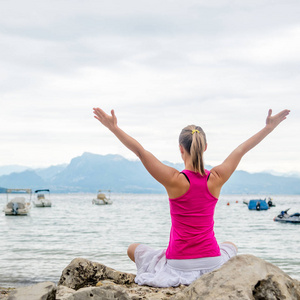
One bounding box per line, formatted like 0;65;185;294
127;243;140;262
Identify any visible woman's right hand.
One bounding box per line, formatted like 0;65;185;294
93;108;118;132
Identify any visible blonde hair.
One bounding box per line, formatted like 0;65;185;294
179;125;207;175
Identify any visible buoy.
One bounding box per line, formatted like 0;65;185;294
236;200;238;203
227;202;230;206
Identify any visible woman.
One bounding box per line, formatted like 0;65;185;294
93;107;290;287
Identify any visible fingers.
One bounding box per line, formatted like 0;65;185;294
281;109;290;117
93;108;117;128
93;107;114;115
93;107;104;116
93;107;107;120
268;109;290;120
93;108;100;117
93;108;106;125
268;109;272;117
282;110;290;122
276;109;290;121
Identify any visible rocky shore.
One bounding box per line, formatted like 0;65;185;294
2;254;300;300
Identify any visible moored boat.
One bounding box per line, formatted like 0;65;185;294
33;189;52;207
3;189;32;216
92;190;112;205
244;197;275;211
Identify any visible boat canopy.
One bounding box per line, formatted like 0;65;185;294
6;188;32;194
35;189;50;193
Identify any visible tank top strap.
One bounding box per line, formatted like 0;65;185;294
181;169;210;180
180;171;190;183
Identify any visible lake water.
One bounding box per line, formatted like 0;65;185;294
0;193;299;287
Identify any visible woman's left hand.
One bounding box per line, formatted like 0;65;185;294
265;109;290;131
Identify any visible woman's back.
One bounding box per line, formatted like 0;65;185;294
166;170;220;259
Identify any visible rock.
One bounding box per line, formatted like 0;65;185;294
0;287;15;300
58;258;184;299
57;255;300;299
124;284;184;300
172;254;300;300
7;281;56;300
8;255;299;300
60;285;131;300
58;258;136;290
56;286;76;300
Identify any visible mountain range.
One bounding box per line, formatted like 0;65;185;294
0;152;299;194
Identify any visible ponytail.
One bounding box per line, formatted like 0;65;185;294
179;125;206;175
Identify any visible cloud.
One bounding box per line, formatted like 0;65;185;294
0;0;299;173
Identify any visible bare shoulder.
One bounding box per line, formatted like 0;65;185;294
207;167;223;198
208;166;222;181
167;171;190;199
209;163;231;184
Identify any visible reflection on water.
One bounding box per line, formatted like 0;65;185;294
0;193;299;287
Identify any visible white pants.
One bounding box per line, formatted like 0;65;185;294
134;243;237;287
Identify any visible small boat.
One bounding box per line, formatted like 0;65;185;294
244;197;275;211
92;190;112;205
3;189;32;216
33;189;52;207
274;209;300;224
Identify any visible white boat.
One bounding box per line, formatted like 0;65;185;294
92;190;112;205
33;189;52;207
3;189;32;216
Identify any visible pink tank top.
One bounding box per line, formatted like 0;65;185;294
165;170;221;259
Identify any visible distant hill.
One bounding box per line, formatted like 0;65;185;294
222;170;300;194
0;170;46;191
35;164;67;181
0;165;30;176
0;152;299;194
51;153;163;193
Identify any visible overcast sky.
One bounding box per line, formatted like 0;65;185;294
0;0;299;175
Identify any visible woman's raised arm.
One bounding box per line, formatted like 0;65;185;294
210;109;290;190
93;108;181;192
